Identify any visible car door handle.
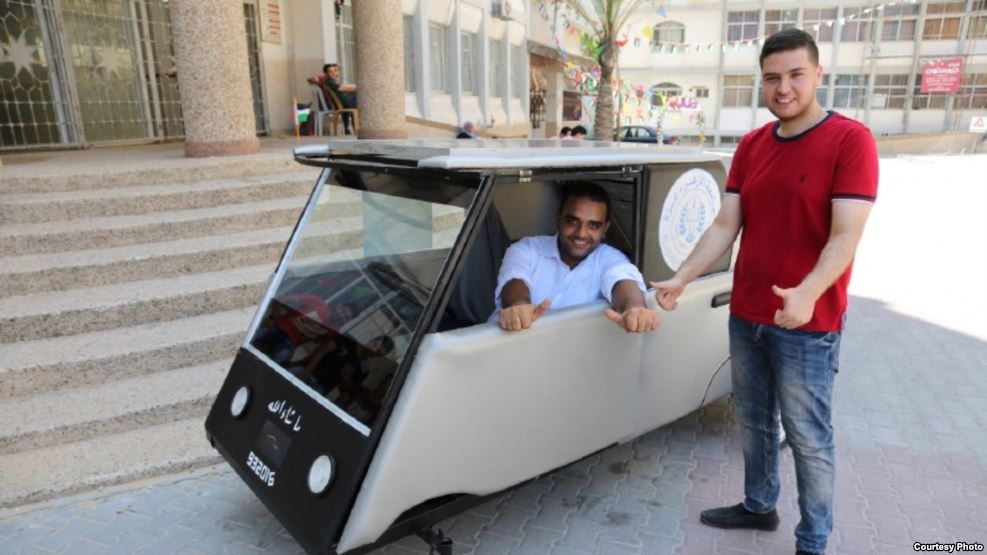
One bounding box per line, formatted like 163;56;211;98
711;291;731;308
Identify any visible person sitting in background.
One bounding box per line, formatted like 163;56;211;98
571;125;588;140
559;126;573;140
306;63;332;86
320;63;358;135
456;121;477;139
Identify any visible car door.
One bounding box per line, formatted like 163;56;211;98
631;160;734;438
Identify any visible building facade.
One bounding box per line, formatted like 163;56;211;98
616;0;986;145
0;0;530;152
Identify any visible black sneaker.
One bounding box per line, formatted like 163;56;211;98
795;551;822;555
700;503;780;531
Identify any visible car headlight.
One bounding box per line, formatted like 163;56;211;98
230;386;251;418
308;455;335;496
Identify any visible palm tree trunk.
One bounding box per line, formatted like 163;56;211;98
593;41;617;140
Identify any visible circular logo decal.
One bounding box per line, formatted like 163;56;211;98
659;169;721;271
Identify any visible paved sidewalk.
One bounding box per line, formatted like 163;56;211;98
2;155;985;554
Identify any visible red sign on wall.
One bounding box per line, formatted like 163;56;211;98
921;58;965;93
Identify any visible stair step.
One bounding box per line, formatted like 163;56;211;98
0;417;221;508
0;308;253;399
0;227;289;297
0;147;303;194
0;265;272;343
0;215;367;296
0;171;317;223
0;195;309;256
0;360;229;454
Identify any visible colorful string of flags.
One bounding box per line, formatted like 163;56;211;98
539;0;920;56
536;0;918;133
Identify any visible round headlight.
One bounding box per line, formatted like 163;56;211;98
308;455;335;496
230;386;251;418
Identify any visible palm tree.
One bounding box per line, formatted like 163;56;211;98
560;0;645;140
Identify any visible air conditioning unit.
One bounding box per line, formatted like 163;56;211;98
492;0;513;20
493;0;527;21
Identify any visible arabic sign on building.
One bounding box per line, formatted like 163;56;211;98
920;58;964;93
259;0;282;44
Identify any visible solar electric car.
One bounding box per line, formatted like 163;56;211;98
205;140;734;554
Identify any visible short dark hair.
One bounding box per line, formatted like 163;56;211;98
560;126;572;136
572;125;588;136
322;63;332;73
759;28;819;68
559;182;611;221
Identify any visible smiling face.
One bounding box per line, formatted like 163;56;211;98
327;65;341;80
556;196;610;269
760;47;824;126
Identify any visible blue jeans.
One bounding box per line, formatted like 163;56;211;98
729;315;841;554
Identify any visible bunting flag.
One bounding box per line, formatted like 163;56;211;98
291;96;310;141
539;0;920;57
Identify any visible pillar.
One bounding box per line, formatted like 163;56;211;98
352;0;407;139
170;0;260;157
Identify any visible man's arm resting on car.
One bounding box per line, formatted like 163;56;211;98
605;280;659;333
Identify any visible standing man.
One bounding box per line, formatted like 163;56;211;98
653;29;877;555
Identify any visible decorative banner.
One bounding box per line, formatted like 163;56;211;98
921;57;965;93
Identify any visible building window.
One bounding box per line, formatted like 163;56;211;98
881;3;920;41
764;9;798;36
511;44;525;98
335;3;356;82
968;12;987;39
489;38;503;97
872;74;909;109
652;21;685;43
817;74;831;107
723;75;754;108
923;2;964;40
650;82;682;107
726;11;759;42
833;75;868;108
719;135;743;145
690;86;709;98
956;73;987;110
404;16;416;92
840;7;874;42
804;8;838;43
429;23;448;92
460;31;478;95
912;87;948;109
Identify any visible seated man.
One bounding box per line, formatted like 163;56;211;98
320;63;357;134
493;182;658;333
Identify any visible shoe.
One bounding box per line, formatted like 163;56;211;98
700;503;779;531
795;552;822;555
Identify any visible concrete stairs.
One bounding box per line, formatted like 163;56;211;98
0;153;321;508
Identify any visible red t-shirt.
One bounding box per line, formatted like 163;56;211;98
726;112;878;332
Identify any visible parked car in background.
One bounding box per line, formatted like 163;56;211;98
616;126;681;145
206;139;733;555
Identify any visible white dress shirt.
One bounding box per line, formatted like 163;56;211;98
493;235;646;313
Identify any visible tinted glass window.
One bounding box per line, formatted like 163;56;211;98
250;170;479;432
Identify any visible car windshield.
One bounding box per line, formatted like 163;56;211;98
248;168;480;433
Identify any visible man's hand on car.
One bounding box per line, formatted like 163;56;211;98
498;299;552;332
605;306;660;333
652;277;686;311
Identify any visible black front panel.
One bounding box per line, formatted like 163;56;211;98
206;349;369;555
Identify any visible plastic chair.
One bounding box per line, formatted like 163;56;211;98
309;85;333;136
322;85;360;136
